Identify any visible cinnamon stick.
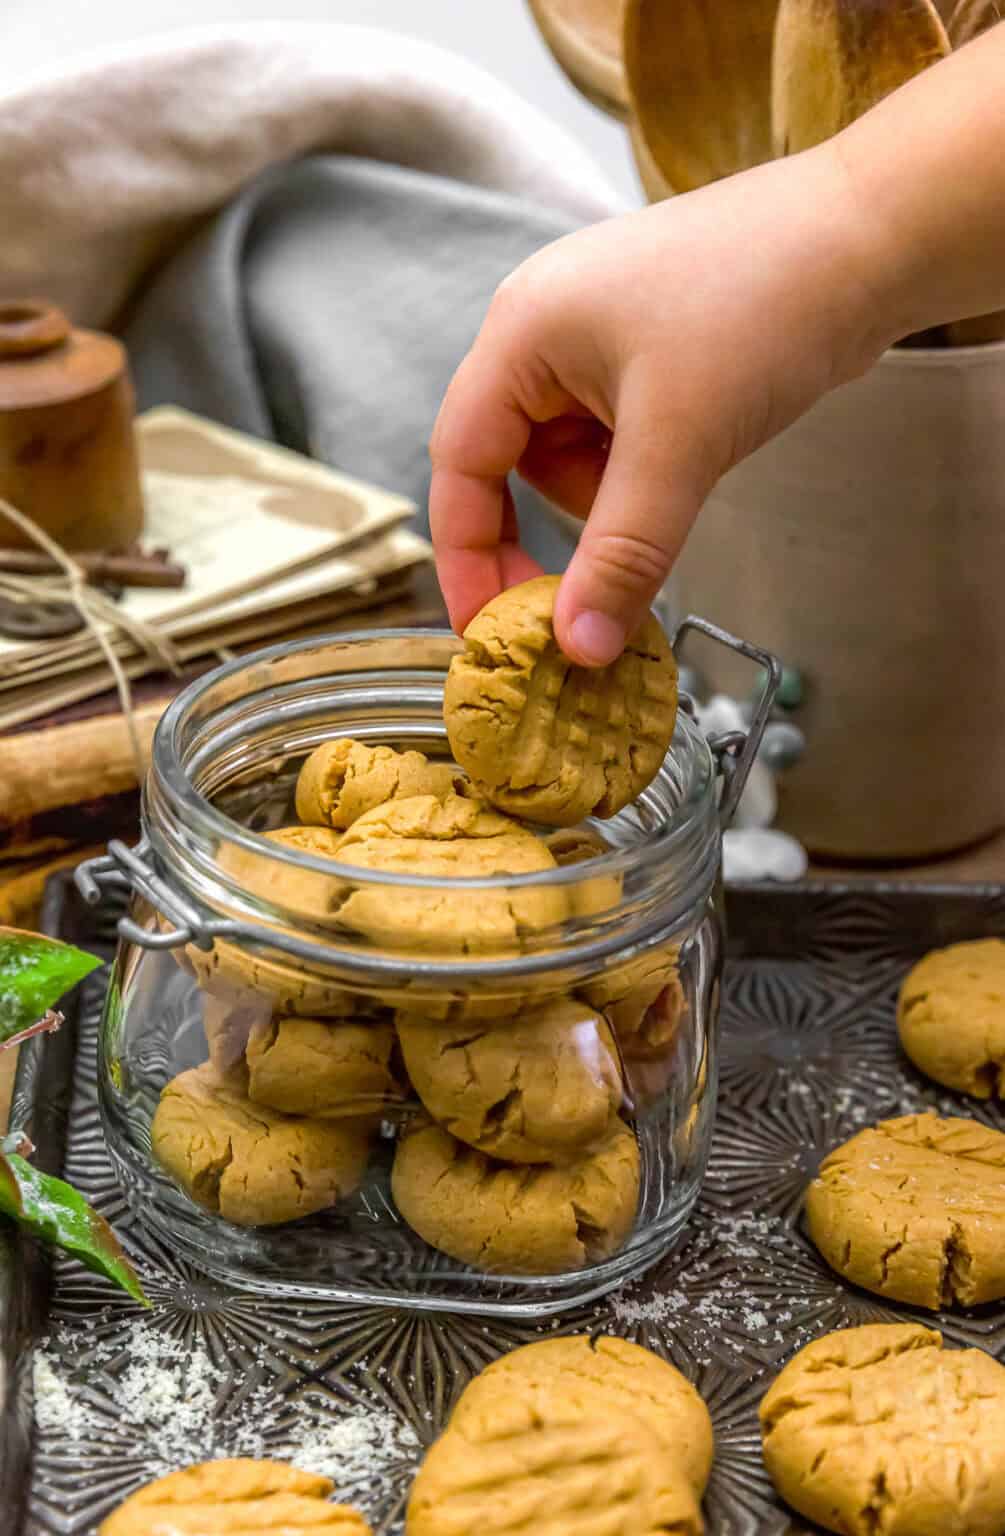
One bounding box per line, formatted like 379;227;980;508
0;549;187;588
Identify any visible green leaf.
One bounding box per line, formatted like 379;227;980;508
0;1152;148;1305
0;930;143;1304
0;927;100;1047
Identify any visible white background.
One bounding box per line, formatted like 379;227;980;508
0;0;641;203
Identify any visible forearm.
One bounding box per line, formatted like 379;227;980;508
835;22;1005;343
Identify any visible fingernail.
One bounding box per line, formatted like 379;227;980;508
568;610;626;667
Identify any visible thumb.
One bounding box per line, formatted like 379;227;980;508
552;385;715;667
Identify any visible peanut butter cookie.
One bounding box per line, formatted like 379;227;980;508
185;944;374;1021
396;998;623;1163
443;574;678;826
334;792;567;952
390;1116;639;1273
760;1323;1005;1536
296;738;465;829
180;824;367;1017
152;1064;374;1226
543;826;623;917
407;1397;702;1536
99;1458;370;1534
246;1014;405;1118
452;1337;714;1496
581;942;685;1059
898;938;1005;1095
221;825;345;919
805;1112;1005;1309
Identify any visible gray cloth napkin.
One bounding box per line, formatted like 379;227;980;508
125;154;584;572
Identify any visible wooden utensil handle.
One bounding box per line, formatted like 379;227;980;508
0;548;187;589
0;301;69;359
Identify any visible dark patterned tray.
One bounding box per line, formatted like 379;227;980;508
4;876;1005;1535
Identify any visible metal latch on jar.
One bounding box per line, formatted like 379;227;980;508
671;614;781;829
76;614;782;952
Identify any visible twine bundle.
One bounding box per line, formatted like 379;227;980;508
0;498;182;779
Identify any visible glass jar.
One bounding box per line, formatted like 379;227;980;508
79;622;778;1316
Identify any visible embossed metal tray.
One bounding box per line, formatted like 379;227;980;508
4;875;1005;1535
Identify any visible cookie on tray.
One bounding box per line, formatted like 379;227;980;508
407;1336;711;1536
805;1112;1005;1309
152;1063;374;1227
408;1399;700;1536
390;1115;639;1274
898;938;1005;1096
296;737;465;829
395;997;623;1163
443;574;678;826
99;1458;370;1534
452;1337;714;1495
760;1324;1005;1536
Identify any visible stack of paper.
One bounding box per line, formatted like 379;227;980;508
0;407;433;730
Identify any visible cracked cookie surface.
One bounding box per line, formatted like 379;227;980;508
898;938;1005;1095
199;989;386;1076
296;738;465;829
452;1337;714;1496
333;792;567;952
390;1116;639;1273
759;1323;1005;1536
805;1112;1005;1309
407;1396;702;1536
99;1458;371;1534
152;1064;374;1226
581;942;685;1059
246;1015;405;1118
396;998;623;1163
443;575;678;826
185;943;375;1021
543;826;623;918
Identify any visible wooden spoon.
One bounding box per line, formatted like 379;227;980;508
526;0;630;118
624;0;780;194
929;3;1005;341
772;0;950;157
628;116;674;200
936;0;1001;46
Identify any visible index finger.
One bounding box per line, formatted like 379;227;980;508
429;344;543;633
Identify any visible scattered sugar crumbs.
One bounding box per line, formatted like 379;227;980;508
32;1317;419;1503
608;1212;815;1365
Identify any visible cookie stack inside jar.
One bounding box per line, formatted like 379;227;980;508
150;576;687;1276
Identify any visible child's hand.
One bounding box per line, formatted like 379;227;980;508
432;12;1005;667
429;140;892;666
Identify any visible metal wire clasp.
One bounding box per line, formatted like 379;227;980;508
75;837;234;953
671;614;782;830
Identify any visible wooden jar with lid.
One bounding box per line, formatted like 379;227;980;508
0;299;144;551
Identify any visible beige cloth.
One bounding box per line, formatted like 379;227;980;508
0;21;619;328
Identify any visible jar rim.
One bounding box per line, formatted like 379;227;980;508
151;626;718;899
